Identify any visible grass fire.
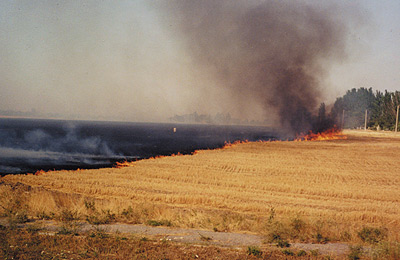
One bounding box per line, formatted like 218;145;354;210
2;130;400;259
1;0;400;259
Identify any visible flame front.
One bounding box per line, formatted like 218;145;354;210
294;128;347;142
113;129;347;169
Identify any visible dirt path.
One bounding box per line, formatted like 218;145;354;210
3;219;350;256
99;223;350;256
36;220;263;247
105;223;260;246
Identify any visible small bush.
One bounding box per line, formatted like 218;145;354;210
89;226;109;239
314;232;330;244
311;220;331;243
348;245;363;260
268;230;282;243
121;206;133;217
36;211;55;220
357;226;387;244
266;219;293;242
84;200;96;212
277;239;291;248
266;222;291;248
282;249;294;256
102;209;115;222
59;209;79;222
247;246;262;257
297;250;307;256
147;219;172;227
86;209;116;225
290;217;306;233
120;206;140;223
268;207;276;223
8;210;29;226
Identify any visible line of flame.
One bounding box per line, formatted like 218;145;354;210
31;129;347;172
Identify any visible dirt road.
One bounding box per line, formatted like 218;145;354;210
7;219;350;256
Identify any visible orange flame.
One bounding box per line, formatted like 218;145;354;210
222;139;249;148
107;129;348;169
294;128;347;142
114;161;136;168
34;170;47;176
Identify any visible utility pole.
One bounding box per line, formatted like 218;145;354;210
396;105;399;133
364;109;368;131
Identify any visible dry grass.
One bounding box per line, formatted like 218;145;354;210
0;225;336;260
2;130;400;243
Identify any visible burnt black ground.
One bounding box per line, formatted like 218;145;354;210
0;118;277;175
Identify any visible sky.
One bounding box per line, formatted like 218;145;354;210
326;0;400;97
0;0;399;124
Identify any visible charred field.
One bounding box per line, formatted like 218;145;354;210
1;130;400;259
0;118;277;175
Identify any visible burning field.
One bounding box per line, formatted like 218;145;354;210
2;0;399;257
2;129;400;248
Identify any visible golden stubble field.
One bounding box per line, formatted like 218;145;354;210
2;129;400;242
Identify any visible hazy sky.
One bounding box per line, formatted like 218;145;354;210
0;0;399;123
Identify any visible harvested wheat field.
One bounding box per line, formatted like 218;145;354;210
2;130;400;244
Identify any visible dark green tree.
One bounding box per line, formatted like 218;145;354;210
331;88;375;129
369;90;400;130
313;102;334;133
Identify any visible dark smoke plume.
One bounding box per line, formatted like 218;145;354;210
157;1;359;136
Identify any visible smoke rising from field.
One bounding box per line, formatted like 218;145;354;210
0;123;120;174
0;1;366;134
0;119;276;174
156;1;361;135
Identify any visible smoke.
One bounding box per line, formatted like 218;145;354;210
0;1;202;123
0;124;121;174
22;127;114;156
155;0;361;135
0;1;366;133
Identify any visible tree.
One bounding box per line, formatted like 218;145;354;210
369;90;400;130
312;102;334;133
331;88;375;129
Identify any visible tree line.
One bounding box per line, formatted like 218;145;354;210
329;88;400;130
169;87;399;132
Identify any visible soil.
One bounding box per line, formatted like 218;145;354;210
2;218;351;256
